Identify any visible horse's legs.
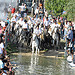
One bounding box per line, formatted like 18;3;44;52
53;39;55;46
32;46;34;54
35;47;38;55
38;48;39;54
56;37;59;46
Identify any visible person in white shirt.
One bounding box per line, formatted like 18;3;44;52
45;10;48;17
22;20;28;30
14;11;21;20
0;41;4;55
50;21;60;32
0;58;4;69
64;20;69;39
33;25;42;47
24;4;28;18
27;16;33;33
11;15;18;25
16;17;24;27
27;16;32;29
44;17;50;30
15;17;24;31
37;16;43;23
0;21;5;28
11;15;18;33
19;3;25;17
33;25;42;36
32;17;36;25
22;20;29;40
35;7;39;19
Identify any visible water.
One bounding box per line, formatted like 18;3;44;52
11;54;75;75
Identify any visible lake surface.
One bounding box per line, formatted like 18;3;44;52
11;54;75;75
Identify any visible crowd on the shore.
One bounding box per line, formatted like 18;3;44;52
0;33;15;75
0;2;75;75
0;25;15;73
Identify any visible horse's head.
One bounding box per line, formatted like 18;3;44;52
32;33;37;41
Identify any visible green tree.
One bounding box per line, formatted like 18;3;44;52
64;0;75;21
45;0;67;16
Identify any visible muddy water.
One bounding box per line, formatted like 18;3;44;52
11;54;75;75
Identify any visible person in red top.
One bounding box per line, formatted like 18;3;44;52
11;7;15;16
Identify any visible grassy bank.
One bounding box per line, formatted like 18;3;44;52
6;43;19;54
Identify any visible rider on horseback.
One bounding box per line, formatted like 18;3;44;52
22;20;29;40
33;25;42;48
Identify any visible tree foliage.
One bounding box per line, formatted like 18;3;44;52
64;0;75;21
45;0;67;15
45;0;75;21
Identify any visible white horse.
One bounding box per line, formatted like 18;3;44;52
32;33;39;55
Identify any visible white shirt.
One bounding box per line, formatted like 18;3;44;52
51;23;60;28
28;20;32;25
28;20;32;29
22;23;28;29
19;6;25;11
0;60;4;69
32;20;36;24
0;43;4;54
2;73;7;75
65;23;69;31
33;28;42;35
11;17;18;22
55;24;60;27
17;20;24;26
45;11;48;17
37;18;43;23
44;20;50;26
14;13;21;19
35;8;39;15
0;21;5;27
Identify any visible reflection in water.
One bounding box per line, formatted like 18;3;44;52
29;54;39;74
12;54;75;75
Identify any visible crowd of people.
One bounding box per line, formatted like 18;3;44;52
0;22;15;74
11;3;75;63
0;2;75;75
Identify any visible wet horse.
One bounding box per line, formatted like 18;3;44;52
32;33;39;55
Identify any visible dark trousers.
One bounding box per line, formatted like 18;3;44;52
22;29;28;40
21;11;24;17
37;37;40;48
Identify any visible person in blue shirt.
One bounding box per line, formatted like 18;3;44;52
67;27;73;41
5;17;10;24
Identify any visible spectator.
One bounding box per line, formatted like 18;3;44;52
11;7;15;16
5;17;10;24
44;17;50;30
0;57;4;70
19;3;25;17
14;11;21;20
24;4;28;18
67;27;73;41
35;7;39;19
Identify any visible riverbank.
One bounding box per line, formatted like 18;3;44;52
7;39;65;59
12;50;65;59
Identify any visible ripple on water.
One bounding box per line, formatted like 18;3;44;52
11;55;75;75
